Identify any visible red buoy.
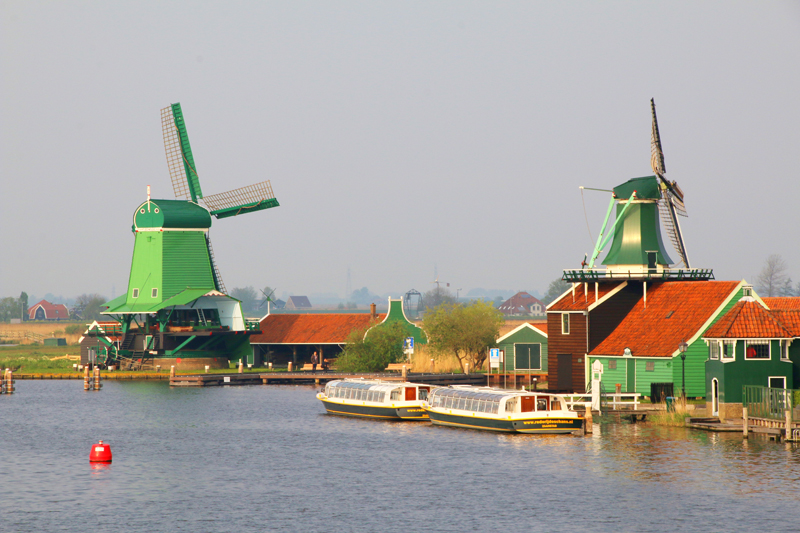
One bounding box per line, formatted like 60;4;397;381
89;440;112;463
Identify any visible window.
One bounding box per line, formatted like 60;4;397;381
608;359;617;370
745;340;770;359
561;314;570;335
722;341;735;360
645;361;655;372
132;288;139;298
780;340;790;361
536;398;548;411
151;288;158;298
709;341;720;360
505;398;517;413
743;286;752;297
769;376;786;389
515;344;542;371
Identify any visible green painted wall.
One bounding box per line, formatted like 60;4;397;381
127;231;163;305
162;231;216;298
497;326;548;373
589;357;628;392
634;358;672;396
367;299;428;347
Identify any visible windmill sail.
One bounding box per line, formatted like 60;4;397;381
161;104;203;203
650;98;690;268
201;181;279;219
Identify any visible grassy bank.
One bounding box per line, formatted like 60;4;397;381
0;344;81;373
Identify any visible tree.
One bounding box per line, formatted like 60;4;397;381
755;254;793;297
421;286;456;310
230;286;259;313
19;292;28;321
422;300;503;372
350;287;378;305
336;321;407;372
71;294;107;322
542;278;570;305
0;297;18;322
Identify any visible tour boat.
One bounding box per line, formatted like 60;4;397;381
423;385;583;434
317;379;433;420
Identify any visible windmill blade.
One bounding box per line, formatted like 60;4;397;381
204;234;226;293
161;103;203;203
259;288;276;308
201;181;280;219
650;98;666;176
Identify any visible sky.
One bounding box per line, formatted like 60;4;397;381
2;1;799;303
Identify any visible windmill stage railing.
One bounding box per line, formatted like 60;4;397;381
562;267;714;282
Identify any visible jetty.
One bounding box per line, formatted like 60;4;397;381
170;371;487;387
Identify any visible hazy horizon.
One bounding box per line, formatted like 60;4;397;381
3;2;799;302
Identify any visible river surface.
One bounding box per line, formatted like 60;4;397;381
1;381;799;532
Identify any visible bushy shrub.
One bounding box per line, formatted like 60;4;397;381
336;321;407;372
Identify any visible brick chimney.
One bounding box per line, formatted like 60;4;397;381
370;302;377;319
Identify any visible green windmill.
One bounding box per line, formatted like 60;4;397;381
564;99;713;282
94;103;280;370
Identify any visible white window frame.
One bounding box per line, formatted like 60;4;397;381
780;340;790;361
561;313;570;335
745;339;770;360
132;288;139;298
768;376;786;389
514;343;543;371
722;340;735;361
709;340;720;360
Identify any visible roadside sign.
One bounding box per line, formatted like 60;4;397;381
404;337;415;355
489;348;500;369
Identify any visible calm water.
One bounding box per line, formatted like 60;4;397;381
1;381;799;533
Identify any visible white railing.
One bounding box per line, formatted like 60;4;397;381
562;392;641;411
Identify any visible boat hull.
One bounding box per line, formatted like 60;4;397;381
426;410;582;434
320;398;429;421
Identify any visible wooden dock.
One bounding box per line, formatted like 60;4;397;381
170;371;488;387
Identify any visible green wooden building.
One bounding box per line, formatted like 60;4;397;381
494;322;548;374
704;296;800;419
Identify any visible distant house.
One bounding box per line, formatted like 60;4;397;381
497;292;546;316
27;300;70;321
493;322;548;388
284;296;312;310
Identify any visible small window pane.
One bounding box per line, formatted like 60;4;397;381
746;340;769;359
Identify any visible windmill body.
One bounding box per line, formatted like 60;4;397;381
92;103;280;370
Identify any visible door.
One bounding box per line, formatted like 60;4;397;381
626;359;635;393
521;396;534;412
647;251;657;272
405;387;416;401
711;378;719;416
557;354;572;391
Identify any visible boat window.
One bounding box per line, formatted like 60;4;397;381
465;398;475;411
418;388;428;401
390;389;401;401
444;396;454;409
458;397;468;410
477;399;486;412
551;399;561;411
491;399;499;414
505;398;517;413
536;398;549;411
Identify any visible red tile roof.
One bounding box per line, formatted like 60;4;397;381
773;310;800;336
529;322;547;334
27;299;70;320
589;281;740;357
548;282;625;312
763;297;800;310
250;313;386;344
704;300;793;338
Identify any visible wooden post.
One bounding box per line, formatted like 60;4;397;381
170;365;175;379
430;358;434;373
238;361;243;373
786;409;792;442
743;406;749;439
6;370;14;394
93;367;101;390
288;361;293;372
585;405;593;434
465;363;469;375
84;365;91;391
401;365;407;380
